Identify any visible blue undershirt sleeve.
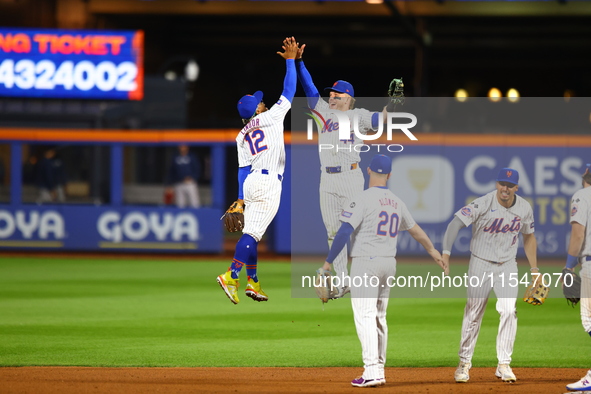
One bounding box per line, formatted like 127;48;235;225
371;112;380;129
326;222;354;264
296;60;320;109
237;165;251;200
281;59;296;102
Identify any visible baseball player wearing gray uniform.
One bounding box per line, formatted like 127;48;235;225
217;37;298;304
295;42;387;298
320;154;447;388
565;163;591;392
442;168;538;383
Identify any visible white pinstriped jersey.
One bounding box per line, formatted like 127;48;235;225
313;99;376;168
236;95;291;175
570;186;591;257
236;137;252;168
456;190;535;263
340;186;416;258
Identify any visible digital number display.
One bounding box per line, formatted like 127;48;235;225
0;28;144;100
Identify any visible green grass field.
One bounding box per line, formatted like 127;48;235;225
0;256;587;368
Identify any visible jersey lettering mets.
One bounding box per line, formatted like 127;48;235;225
456;190;535;262
313;99;376;168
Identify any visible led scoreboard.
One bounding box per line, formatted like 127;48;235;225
0;28;144;100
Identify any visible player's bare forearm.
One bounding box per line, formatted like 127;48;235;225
407;224;434;252
567;222;585;257
408;224;448;274
522;233;538;270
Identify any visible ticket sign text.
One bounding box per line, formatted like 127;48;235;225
0;28;144;100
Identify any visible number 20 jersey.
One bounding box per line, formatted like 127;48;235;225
340;186;416;258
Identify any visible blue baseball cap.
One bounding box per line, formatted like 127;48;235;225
496;168;519;185
369;154;391;174
237;91;263;119
324;80;354;97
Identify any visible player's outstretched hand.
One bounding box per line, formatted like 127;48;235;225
282;37;305;59
441;254;450;276
429;249;448;276
296;42;305;60
277;36;298;60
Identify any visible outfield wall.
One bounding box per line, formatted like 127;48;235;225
291;134;591;257
1;129;590;255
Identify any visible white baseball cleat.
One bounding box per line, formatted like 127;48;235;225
495;364;516;382
454;361;471;383
566;370;591;391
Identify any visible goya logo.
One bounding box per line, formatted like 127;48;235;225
97;211;198;242
0;210;65;239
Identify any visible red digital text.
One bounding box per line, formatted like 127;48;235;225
0;32;127;55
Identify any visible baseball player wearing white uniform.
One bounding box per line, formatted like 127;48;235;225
217;37;298;305
442;168;538;383
565;163;591;392
295;42;385;297
320;154;447;388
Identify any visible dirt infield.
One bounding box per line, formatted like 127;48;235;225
0;367;585;393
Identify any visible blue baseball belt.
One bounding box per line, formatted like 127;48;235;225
325;163;358;174
251;168;282;181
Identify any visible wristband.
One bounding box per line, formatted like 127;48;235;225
566;254;579;269
295;58;303;63
530;267;539;272
442;250;451;256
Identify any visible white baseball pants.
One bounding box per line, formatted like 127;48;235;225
350;256;396;380
458;255;518;365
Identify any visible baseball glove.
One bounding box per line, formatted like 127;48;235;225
314;268;338;304
562;268;581;307
386;78;405;111
221;199;245;233
523;276;550;305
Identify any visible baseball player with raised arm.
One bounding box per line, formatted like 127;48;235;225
564;163;591;392
294;41;391;298
216;37;298;304
319;154;447;388
442;168;538;384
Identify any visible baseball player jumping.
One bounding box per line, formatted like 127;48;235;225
320;154;447;388
442;168;538;383
294;40;390;298
216;37;298;304
564;163;591;392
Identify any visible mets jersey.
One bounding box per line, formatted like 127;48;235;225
570;186;591;257
237;136;253;168
313;99;376;168
456;190;535;263
340;186;416;258
236;95;291;175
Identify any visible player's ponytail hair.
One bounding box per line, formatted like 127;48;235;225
349;97;356;110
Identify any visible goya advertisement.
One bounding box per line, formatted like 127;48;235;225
0;206;221;252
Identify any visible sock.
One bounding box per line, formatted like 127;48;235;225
230;234;257;279
246;242;259;282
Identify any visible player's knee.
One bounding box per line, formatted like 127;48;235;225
242;232;260;243
498;307;517;320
